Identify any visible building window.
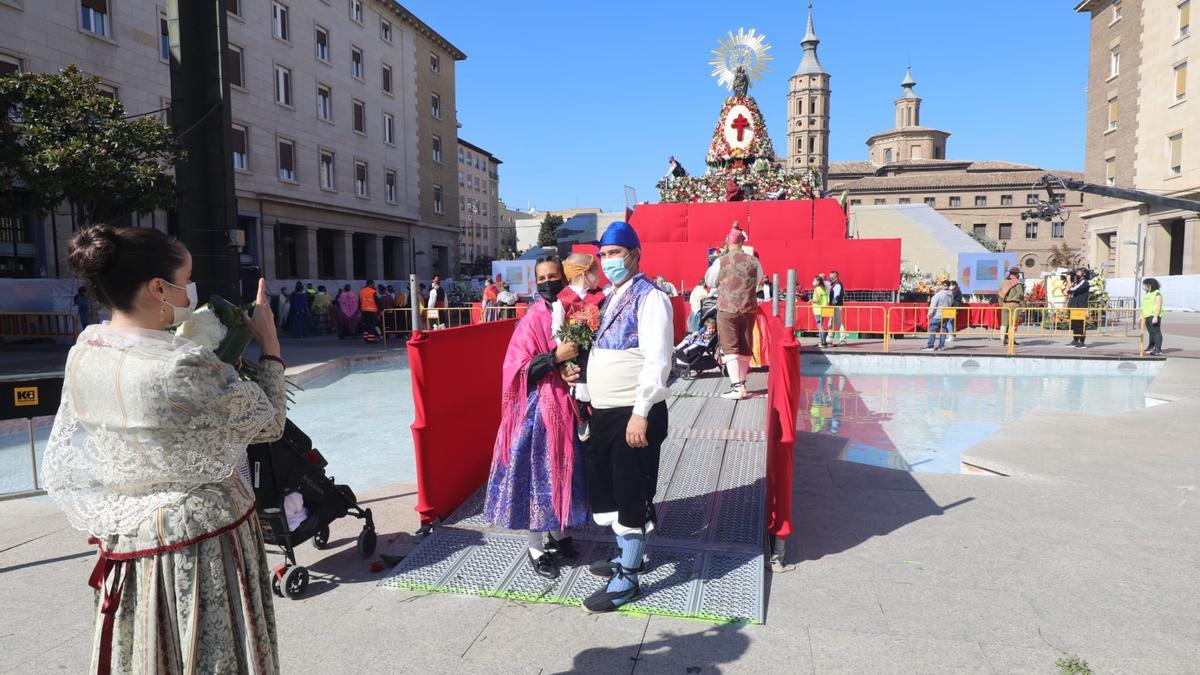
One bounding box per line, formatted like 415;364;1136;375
385;169;397;203
354;160;368;197
1026;193;1038;204
232;124;248;170
873;198;886;205
1052;222;1065;239
430;52;441;73
381;63;392;94
350;0;363;24
271;2;289;42
975;196;987;207
1110;49;1120;77
1169;133;1183;175
432;135;442;162
0;53;23;76
315;26;330;62
224;0;240;16
884;148;893;163
898;198;911;204
431;93;441;118
159;14;170;62
1000;194;1013;206
97;83;118;100
458;148;464;162
433;184;444;213
319;150;335;190
973;224;987;237
1112;2;1122;22
1174;62;1187;101
1105;156;1116;185
316;84;332;121
998;223;1012;240
227;44;243;88
352;99;365;134
849;199;861;206
458;171;464;186
923;197;935;206
274;65;292;106
380;18;392;43
1180;1;1191;38
382;112;394;144
949;196;962;207
1107;97;1118;130
81;0;110;38
351;46;363;79
1025;222;1038;239
277;137;295;181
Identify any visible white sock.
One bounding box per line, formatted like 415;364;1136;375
725;355;742;388
739;356;752;385
527;531;545;558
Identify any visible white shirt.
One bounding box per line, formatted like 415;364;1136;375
587;274;673;417
688;285;709;314
428;286;441;308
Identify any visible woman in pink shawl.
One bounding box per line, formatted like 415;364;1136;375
484;256;588;579
336;283;360;340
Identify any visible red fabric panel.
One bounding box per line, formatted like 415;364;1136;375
409;320;516;524
669;295;689;343
790;302;925;332
628;203;689;243
686;202;751;245
760;308;800;539
745;200;846;240
753;239;902;291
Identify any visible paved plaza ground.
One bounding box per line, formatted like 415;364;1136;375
1;314;1197;673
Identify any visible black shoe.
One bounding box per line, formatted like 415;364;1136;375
582;575;641;613
546;535;579;562
527;549;560;579
587;559;644;579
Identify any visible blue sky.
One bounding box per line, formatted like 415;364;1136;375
406;1;1091;212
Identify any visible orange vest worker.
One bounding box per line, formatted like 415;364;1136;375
359;286;378;313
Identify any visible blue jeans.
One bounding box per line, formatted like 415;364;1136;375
926;317;954;348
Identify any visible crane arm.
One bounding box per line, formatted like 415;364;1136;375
1039;174;1200;213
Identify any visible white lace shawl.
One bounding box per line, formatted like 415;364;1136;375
43;324;287;538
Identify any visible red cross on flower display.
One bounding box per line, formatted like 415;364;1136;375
730;113;751;141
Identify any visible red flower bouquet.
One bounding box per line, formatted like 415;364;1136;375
555;303;600;354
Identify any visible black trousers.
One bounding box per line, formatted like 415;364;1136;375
586;401;668;531
1145;316;1163;351
1071;317;1085;343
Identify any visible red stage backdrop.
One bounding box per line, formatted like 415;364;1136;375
408;320;515;524
577;201;901;291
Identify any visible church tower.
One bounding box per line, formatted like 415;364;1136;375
787;3;831;189
895;66;921;129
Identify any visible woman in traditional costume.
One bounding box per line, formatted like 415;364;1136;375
484;256;589;579
44;225;287;673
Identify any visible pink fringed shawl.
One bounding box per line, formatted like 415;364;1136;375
492;300;579;526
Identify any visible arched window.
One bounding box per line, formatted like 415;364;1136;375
797;98;804;115
885;148;894;163
796;137;803;153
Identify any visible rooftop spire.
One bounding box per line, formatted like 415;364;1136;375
794;3;827;76
900;65;918;98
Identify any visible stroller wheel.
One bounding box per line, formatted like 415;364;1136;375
312;525;330;550
357;526;377;558
681;367;695;380
280;565;309;599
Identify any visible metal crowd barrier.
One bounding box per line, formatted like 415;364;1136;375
1010;307;1144;356
881;305;1014;352
0;312;78;340
790;304;890;344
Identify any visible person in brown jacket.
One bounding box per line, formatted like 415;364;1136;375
999;267;1024;346
704;223;764;400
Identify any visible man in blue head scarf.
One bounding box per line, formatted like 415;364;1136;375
581;221;674;613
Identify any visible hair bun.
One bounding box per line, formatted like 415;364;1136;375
67;225;122;278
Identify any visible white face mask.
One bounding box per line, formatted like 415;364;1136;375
161;279;198;327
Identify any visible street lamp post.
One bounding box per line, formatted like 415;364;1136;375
1122;220;1144;309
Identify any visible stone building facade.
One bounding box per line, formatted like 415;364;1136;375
456;138;502;267
826;72;1084;273
1077;0;1200;279
0;0;463;282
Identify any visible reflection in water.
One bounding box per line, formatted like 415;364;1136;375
800;366;1155;474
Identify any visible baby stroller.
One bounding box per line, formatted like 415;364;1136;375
673;301;722;380
247;420;377;599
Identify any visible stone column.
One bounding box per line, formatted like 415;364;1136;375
366;234;383;280
298;226;318;280
1183;216;1200;275
332;230;352;279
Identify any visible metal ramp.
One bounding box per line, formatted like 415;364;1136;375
379;371;769;623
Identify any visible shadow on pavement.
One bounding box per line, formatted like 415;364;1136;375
559;621;751;674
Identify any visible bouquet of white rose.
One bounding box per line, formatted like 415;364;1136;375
175;295;291;396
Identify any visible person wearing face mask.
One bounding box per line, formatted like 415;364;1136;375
582;221;674;613
704;223;764;400
485;256;588;581
44;225;287;673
